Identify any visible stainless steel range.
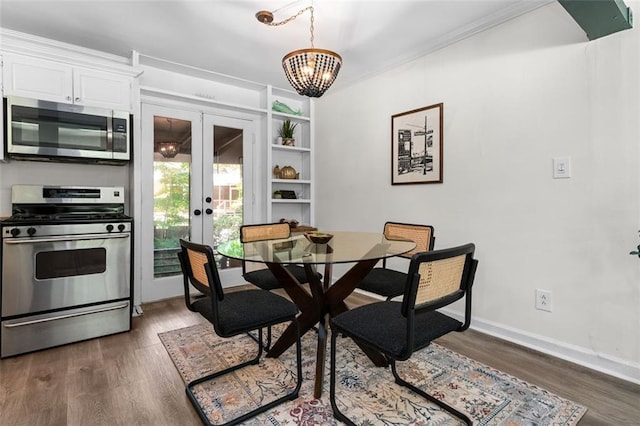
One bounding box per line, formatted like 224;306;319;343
0;185;132;357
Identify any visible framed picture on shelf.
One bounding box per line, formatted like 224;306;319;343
391;103;443;185
280;190;297;199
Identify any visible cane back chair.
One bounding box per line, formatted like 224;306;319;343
330;243;478;426
178;239;302;426
357;221;435;300
239;222;317;289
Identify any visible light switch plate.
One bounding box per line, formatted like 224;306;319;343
553;156;571;178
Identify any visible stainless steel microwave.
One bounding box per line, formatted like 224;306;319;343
4;96;131;164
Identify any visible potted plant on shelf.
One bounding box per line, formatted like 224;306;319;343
279;119;298;146
273;190;282;199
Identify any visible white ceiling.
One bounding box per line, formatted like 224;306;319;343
0;0;555;92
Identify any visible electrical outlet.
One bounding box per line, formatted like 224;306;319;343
535;289;552;312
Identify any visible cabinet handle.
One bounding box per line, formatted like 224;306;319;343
66;96;72;101
75;97;81;102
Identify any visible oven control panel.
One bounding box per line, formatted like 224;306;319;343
2;222;132;239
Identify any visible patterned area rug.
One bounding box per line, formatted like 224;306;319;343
158;323;587;425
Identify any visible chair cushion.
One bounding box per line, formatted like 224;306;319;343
192;289;298;337
244;265;316;289
330;302;462;360
357;268;407;298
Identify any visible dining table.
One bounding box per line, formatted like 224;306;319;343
217;230;416;398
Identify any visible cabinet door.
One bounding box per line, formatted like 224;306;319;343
0;55;3;162
2;54;73;103
73;68;132;111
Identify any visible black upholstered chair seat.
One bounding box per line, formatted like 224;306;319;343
193;290;298;337
331;301;462;360
357;268;407;299
244;265;311;290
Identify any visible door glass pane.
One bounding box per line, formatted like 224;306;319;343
153;116;191;278
212;125;243;269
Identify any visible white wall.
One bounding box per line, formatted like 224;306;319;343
0;161;132;217
315;2;640;383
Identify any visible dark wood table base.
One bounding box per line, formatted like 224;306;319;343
265;258;389;398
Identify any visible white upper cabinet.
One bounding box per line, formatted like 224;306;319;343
72;68;132;110
2;54;132;111
3;54;73;102
0;54;4;162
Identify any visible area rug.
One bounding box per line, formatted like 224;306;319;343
158;323;587;425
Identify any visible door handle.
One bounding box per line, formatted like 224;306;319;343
205;208;213;215
630;244;640;258
194;209;202;216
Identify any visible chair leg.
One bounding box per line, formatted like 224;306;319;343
186;324;302;426
391;360;473;426
329;329;356;426
247;326;272;351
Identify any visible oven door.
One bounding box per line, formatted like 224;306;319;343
1;231;131;317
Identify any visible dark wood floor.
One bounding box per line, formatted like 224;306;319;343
1;288;638;425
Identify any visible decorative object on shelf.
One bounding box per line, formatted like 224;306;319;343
279;218;299;229
158;118;181;159
304;231;334;244
279;119;298;146
279;190;297;199
273;190;282;199
273;165;281;178
392;103;444;185
279;165;299;179
256;6;342;98
273;100;302;116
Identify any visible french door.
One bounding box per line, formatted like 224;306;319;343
139;103;255;303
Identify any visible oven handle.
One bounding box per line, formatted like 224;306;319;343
2;303;129;328
4;233;130;244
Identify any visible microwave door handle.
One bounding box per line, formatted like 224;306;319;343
4;233;130;244
106;115;114;153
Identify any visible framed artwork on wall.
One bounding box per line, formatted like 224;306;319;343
391;103;443;185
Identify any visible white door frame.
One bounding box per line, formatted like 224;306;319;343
203;113;255;285
136;100;258;304
139;103;202;303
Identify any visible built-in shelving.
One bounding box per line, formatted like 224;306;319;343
267;86;314;227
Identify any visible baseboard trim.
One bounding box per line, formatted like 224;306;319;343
440;307;640;386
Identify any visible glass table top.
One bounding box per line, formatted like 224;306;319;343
217;231;416;265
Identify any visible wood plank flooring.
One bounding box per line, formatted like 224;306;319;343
1;288;638;425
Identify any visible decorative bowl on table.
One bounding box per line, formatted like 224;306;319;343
304;232;334;244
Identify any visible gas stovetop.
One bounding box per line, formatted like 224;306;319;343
1;185;132;232
2;207;132;226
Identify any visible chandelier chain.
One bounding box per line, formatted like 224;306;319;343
265;5;315;47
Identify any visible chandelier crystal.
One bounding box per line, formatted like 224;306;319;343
257;6;342;98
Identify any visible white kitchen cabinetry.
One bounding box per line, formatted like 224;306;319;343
0;54;4;162
2;54;132;111
267;87;314;227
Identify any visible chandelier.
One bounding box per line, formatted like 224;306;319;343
256;6;342;98
158;119;180;159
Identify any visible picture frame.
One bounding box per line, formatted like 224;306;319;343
391;103;443;185
280;190;297;199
